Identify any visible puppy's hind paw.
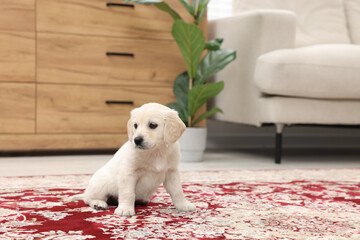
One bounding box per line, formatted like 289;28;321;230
175;201;196;212
114;206;135;216
89;200;108;210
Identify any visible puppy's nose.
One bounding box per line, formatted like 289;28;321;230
134;136;143;146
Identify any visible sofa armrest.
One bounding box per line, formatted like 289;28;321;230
209;9;296;57
208;10;296;126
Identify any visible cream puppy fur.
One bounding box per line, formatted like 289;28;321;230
69;103;196;216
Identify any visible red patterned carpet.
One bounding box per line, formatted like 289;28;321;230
1;169;360;239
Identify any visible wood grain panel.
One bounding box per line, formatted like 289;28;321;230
37;84;175;133
0;83;35;133
0;0;35;32
0;31;35;82
0;134;127;150
37;33;185;86
37;0;193;40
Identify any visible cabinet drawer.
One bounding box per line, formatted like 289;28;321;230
37;33;185;87
0;83;35;133
0;31;35;82
0;0;35;32
37;84;175;133
37;0;192;40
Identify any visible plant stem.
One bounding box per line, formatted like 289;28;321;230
188;77;193;127
195;0;199;14
194;0;199;25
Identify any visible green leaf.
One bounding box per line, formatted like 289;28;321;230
204;38;223;51
198;0;210;12
167;102;188;126
188;81;224;118
172;72;189;125
192;0;198;14
173;71;189;110
179;0;195;16
195;48;236;85
154;2;182;20
195;7;206;25
172;20;205;79
192;107;223;126
195;0;209;24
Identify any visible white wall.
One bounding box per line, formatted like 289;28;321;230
207;0;233;20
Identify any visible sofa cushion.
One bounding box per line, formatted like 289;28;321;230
255;44;360;100
233;0;351;47
344;0;360;44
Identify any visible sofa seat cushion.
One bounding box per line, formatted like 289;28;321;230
255;44;360;100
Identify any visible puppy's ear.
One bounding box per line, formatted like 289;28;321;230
127;118;134;142
127;108;139;142
164;110;186;145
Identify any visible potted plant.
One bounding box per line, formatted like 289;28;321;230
125;0;236;161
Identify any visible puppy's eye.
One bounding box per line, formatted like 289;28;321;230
149;123;158;129
134;123;138;129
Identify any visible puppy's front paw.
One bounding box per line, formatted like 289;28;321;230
114;206;135;216
175;201;196;212
89;200;108;210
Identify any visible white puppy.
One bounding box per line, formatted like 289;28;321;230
69;103;196;216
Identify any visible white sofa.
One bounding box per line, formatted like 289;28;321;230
209;0;360;163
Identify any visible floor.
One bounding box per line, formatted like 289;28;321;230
0;148;359;176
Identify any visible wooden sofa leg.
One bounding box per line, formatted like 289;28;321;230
275;124;285;164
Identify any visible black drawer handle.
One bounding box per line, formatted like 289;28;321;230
106;52;134;57
106;101;134;105
106;3;134;8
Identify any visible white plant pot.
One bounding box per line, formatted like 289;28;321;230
179;127;207;162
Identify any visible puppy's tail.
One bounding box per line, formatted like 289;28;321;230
67;194;85;202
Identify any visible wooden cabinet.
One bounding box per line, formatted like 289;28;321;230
0;0;35;32
0;0;205;151
0;83;35;133
0;31;35;83
0;0;35;135
0;1;35;83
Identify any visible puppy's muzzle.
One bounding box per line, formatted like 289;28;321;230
134;136;144;147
